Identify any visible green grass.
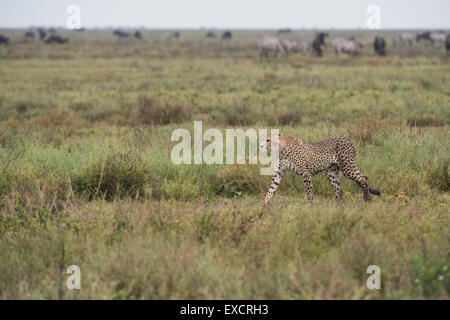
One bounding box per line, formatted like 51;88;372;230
0;29;449;299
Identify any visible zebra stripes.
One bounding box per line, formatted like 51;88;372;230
332;37;358;56
258;36;286;60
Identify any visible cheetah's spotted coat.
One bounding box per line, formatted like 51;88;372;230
261;134;381;205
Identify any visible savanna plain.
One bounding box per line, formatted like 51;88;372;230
0;29;448;299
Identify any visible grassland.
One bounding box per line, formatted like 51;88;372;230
0;29;449;299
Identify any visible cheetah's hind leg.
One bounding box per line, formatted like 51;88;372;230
326;166;343;204
363;175;381;198
341;167;380;201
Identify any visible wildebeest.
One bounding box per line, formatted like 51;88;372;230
446;35;450;55
113;30;130;38
416;31;431;42
332;37;359;56
134;31;143;40
282;39;311;55
417;31;446;44
374;36;387;56
277;28;292;35
37;28;47;41
0;34;9;45
312;32;328;57
222;31;232;40
169;31;180;39
258;36;286;60
393;32;414;46
45;35;68;44
24;31;35;39
206;31;216;38
48;28;57;34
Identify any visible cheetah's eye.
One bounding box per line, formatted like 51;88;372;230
266;139;270;142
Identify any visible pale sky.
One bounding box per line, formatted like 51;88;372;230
1;0;449;29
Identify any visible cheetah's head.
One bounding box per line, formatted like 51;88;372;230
260;133;281;152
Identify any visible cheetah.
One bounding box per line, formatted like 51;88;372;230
260;134;380;205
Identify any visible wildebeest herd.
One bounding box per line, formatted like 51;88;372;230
112;29;234;40
0;28;69;45
258;30;450;59
0;29;449;59
113;29;144;40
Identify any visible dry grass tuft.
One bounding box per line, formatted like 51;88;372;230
138;96;191;125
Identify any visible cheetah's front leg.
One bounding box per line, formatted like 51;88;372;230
302;172;314;204
264;167;284;206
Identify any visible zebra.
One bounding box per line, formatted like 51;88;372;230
282;39;311;55
393;33;414;46
332;37;358;57
258;36;286;60
430;32;447;43
349;36;364;48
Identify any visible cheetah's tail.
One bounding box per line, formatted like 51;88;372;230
369;188;381;196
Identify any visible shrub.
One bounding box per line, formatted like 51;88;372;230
407;118;445;127
347;115;396;144
0;128;26;174
277;111;301;125
72;149;149;200
410;256;449;299
162;177;201;201
138;97;191;125
382;168;424;197
30;107;81;129
220;104;257;126
425;160;449;192
214;164;261;197
14;101;45;118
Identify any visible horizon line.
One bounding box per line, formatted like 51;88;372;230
1;26;450;31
